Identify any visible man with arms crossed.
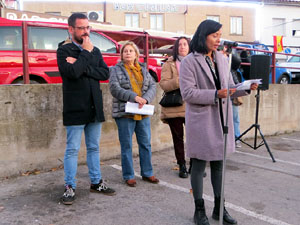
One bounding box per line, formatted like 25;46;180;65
57;13;115;205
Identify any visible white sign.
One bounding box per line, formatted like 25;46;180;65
113;3;178;13
6;12;68;23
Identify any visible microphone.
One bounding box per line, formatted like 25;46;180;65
220;40;238;47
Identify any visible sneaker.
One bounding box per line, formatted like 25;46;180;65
235;140;242;148
61;185;75;205
90;179;116;196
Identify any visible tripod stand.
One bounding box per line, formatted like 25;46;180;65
236;88;276;162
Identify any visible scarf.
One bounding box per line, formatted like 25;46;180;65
124;63;144;121
176;55;184;73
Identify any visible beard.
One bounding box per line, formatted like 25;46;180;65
74;33;89;44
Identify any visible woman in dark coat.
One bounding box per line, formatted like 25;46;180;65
179;20;258;225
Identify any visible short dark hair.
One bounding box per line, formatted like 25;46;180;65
190;20;222;54
172;36;190;61
68;13;88;27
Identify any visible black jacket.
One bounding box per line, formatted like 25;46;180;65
57;40;109;126
231;54;241;84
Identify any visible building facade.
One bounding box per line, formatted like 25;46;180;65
19;1;257;42
258;2;300;54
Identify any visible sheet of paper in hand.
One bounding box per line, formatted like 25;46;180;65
125;102;155;116
230;79;262;90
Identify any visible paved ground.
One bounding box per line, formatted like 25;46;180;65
0;132;299;225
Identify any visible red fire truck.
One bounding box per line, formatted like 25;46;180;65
0;17;176;84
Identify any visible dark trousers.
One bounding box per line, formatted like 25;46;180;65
166;117;185;165
190;159;223;200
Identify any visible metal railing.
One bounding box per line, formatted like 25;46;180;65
235;46;300;83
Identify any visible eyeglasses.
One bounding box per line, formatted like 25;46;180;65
74;26;92;31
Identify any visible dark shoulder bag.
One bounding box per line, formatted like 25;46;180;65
159;89;183;107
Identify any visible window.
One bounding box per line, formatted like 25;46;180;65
90;32;116;53
288;55;300;63
0;27;22;51
27;27;116;53
272;18;285;36
207;15;220;23
230;16;242;35
150;14;163;31
125;13;139;28
45;12;61;16
292;19;300;37
28;27;69;50
71;12;87;16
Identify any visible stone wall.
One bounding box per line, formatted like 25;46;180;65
0;84;299;177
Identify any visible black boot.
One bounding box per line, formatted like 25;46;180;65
194;199;210;225
212;197;237;224
179;163;188;178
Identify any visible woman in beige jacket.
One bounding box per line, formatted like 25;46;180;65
159;37;190;178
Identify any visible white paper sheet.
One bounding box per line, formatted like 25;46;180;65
231;79;262;90
125;102;155;116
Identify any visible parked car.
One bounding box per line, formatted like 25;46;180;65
234;43;292;84
0;18;165;84
278;52;300;83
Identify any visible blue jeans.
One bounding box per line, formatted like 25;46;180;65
115;117;153;180
64;122;102;189
232;103;240;139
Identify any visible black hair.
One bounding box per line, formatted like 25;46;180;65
240;50;249;59
190;20;222;54
231;54;241;71
172;36;191;61
68;13;88;27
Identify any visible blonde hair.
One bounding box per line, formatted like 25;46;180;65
120;41;140;64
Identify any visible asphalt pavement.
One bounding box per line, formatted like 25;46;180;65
0;132;299;225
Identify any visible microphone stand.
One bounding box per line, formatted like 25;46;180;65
219;45;233;225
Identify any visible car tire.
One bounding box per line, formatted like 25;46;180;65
277;74;290;84
13;79;41;84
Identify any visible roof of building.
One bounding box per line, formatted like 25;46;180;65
192;0;300;4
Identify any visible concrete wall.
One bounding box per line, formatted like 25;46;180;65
0;84;299;178
0;84;171;178
239;84;300;136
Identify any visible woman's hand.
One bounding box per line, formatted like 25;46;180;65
135;96;147;108
250;83;258;90
217;88;236;98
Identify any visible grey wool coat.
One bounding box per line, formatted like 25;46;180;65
109;62;156;118
179;51;248;161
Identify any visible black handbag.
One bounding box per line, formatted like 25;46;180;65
159;89;183;107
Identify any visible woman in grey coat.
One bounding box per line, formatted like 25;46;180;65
109;41;159;188
179;20;257;225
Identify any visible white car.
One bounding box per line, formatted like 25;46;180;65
279;52;300;83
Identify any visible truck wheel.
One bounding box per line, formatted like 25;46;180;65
277;74;290;84
13;79;41;84
29;80;40;84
